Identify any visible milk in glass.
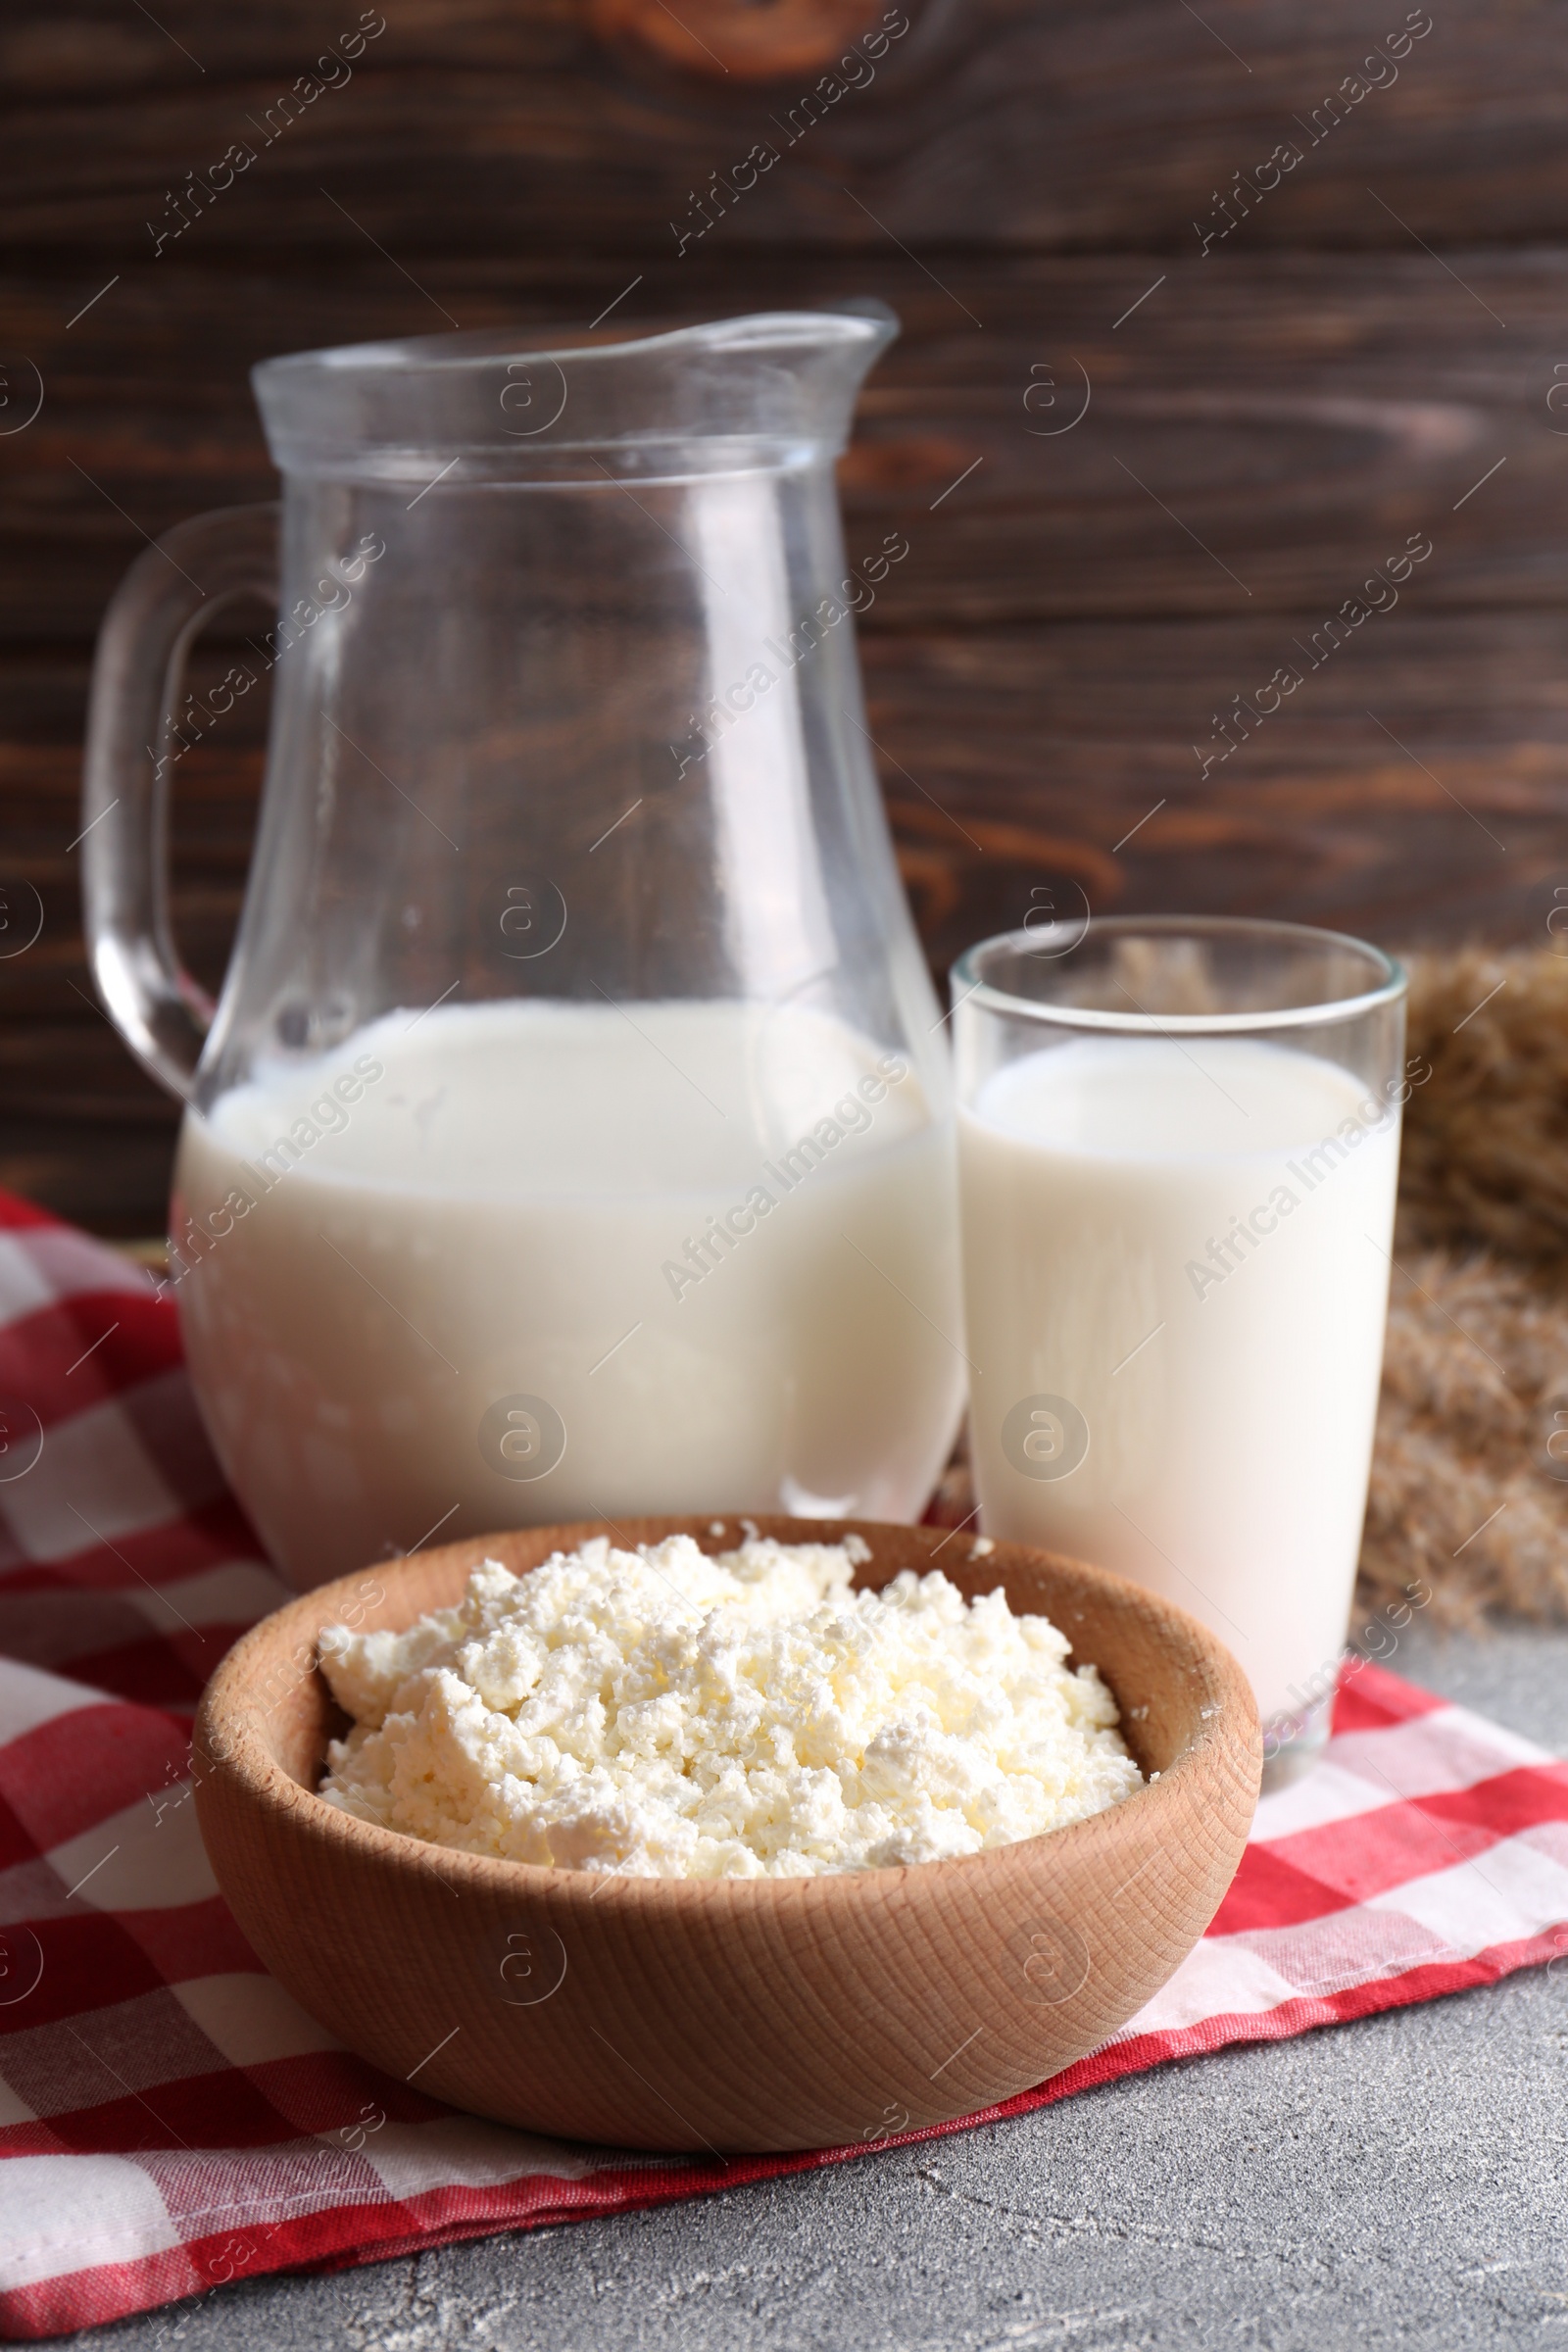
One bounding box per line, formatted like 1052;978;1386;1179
959;1035;1400;1726
173;999;963;1588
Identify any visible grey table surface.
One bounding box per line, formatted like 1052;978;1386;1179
66;1620;1568;2352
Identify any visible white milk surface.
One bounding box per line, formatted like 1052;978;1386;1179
959;1034;1401;1725
173;1000;963;1589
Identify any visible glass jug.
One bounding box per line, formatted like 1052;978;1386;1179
82;311;964;1589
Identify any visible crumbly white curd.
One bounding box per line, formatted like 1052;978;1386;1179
316;1534;1143;1879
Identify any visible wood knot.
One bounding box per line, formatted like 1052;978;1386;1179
586;0;909;84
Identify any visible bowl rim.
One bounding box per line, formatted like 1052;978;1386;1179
194;1515;1261;1914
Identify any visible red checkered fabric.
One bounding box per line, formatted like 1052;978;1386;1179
1;1189;1565;2340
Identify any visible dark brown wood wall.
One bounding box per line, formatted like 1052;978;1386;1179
4;0;1566;1233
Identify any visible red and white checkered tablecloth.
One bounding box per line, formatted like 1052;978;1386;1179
1;1187;1565;2340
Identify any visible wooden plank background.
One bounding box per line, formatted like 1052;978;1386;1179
3;0;1567;1233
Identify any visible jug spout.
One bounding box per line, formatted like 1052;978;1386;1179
253;305;900;482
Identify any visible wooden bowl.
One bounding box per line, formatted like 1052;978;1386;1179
193;1516;1260;2154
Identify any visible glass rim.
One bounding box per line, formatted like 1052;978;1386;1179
250;305;900;482
255;307;896;387
950;914;1407;1037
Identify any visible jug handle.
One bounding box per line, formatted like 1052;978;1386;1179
81;502;279;1102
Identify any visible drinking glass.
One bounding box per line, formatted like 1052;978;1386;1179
953;915;1408;1787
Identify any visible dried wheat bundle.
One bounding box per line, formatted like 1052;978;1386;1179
1364;947;1568;1621
1399;945;1568;1270
1365;1250;1568;1627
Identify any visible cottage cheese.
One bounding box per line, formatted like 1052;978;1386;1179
317;1535;1142;1879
